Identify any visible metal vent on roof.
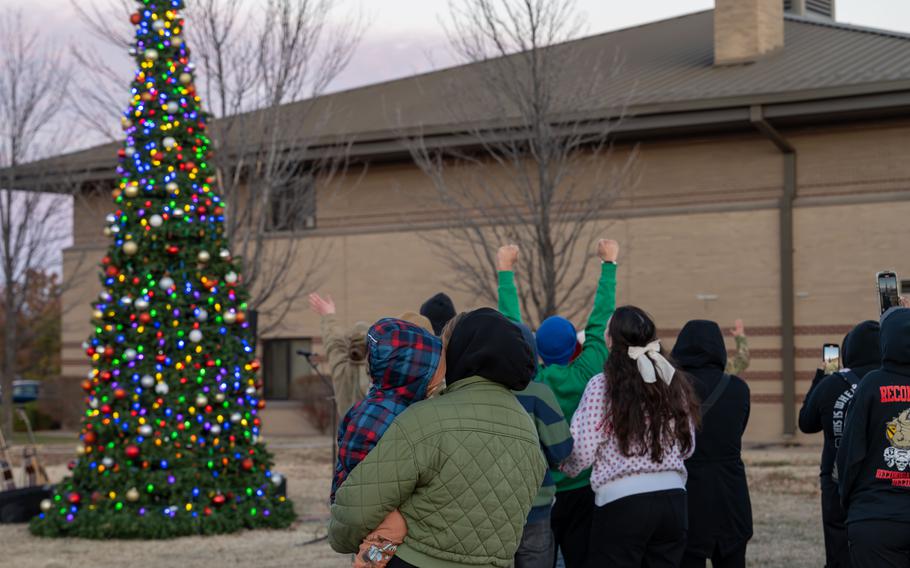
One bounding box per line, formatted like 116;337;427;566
784;0;834;19
806;0;833;17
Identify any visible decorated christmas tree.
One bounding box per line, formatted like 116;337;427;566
31;0;295;538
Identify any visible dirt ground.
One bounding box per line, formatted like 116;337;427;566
2;436;825;568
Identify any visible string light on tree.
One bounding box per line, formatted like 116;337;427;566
30;0;294;539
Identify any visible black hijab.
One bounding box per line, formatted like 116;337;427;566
445;308;535;390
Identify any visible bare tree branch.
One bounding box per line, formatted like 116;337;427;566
404;0;637;327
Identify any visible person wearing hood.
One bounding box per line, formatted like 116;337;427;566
672;320;752;568
496;245;574;568
420;292;456;335
330;308;546;568
497;239;618;568
799;320;881;568
836;307;910;567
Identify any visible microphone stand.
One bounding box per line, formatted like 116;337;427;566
296;350;337;468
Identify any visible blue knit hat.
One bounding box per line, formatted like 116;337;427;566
536;316;578;366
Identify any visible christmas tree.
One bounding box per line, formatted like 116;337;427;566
31;0;295;538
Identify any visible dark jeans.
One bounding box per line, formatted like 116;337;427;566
586;489;687;568
387;557;417;568
551;486;595;568
821;478;850;568
515;517;556;568
680;541;746;568
848;520;910;568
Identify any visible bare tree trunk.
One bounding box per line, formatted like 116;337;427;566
0;11;71;436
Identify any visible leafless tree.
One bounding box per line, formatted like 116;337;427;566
405;0;637;326
69;0;363;333
0;12;74;436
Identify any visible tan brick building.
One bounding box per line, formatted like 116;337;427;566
9;0;910;442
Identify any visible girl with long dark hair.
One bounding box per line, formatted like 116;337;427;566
561;306;699;567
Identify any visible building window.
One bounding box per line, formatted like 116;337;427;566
268;174;316;232
902;280;910;294
263;338;313;400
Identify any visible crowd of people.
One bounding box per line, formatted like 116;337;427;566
800;306;910;567
305;237;910;568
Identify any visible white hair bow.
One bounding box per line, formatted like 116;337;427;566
627;340;675;385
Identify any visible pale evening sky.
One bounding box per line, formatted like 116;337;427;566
8;0;910;96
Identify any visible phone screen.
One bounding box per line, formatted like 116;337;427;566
823;344;840;370
878;272;900;314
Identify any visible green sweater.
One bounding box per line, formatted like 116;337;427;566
498;262;617;492
329;376;546;568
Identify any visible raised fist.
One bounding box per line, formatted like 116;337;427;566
497;244;520;272
597;239;619;263
308;292;336;317
731;319;745;338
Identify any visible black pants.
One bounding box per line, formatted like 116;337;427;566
586;489;687;568
848;520;910;568
820;479;850;568
680;541;746;568
387;557;417;568
551;485;595;568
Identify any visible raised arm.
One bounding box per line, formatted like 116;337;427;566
309;293;346;372
726;319;751;375
328;421;420;553
567;240;619;382
496;244;523;324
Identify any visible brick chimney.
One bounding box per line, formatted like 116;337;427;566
714;0;785;65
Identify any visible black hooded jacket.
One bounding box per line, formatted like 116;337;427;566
445;308;535;391
837;308;910;523
672;320;752;556
799;320;881;479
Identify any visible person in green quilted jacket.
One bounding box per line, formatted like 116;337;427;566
498;238;619;568
329;308;547;568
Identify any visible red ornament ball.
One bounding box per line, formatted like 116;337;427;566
114;388;127;400
241;458;254;471
139;312;152;324
125;445;140;460
130;13;141;25
68;492;81;505
83;431;97;445
212;494;226;507
81;380;93;392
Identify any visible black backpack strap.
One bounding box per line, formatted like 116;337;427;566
700;373;732;419
840;370;861;388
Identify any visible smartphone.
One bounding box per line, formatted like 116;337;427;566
823;343;840;373
877;271;900;315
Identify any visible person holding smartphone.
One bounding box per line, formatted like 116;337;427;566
799;321;882;568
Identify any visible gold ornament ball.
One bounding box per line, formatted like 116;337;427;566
124;185;139;198
197;250;211;263
122;241;139;256
179;73;192;85
92;309;104;320
223;310;237;324
126;487;140;502
40;499;53;512
144;48;159;61
166;182;179;193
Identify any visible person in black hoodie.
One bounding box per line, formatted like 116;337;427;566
671;320;752;568
798;320;881;568
837;308;910;567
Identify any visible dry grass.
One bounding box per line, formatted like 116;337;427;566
1;438;826;568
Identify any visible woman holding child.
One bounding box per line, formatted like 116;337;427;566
328;308;547;568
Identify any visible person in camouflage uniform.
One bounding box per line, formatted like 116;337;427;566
726;319;751;376
308;293;370;417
